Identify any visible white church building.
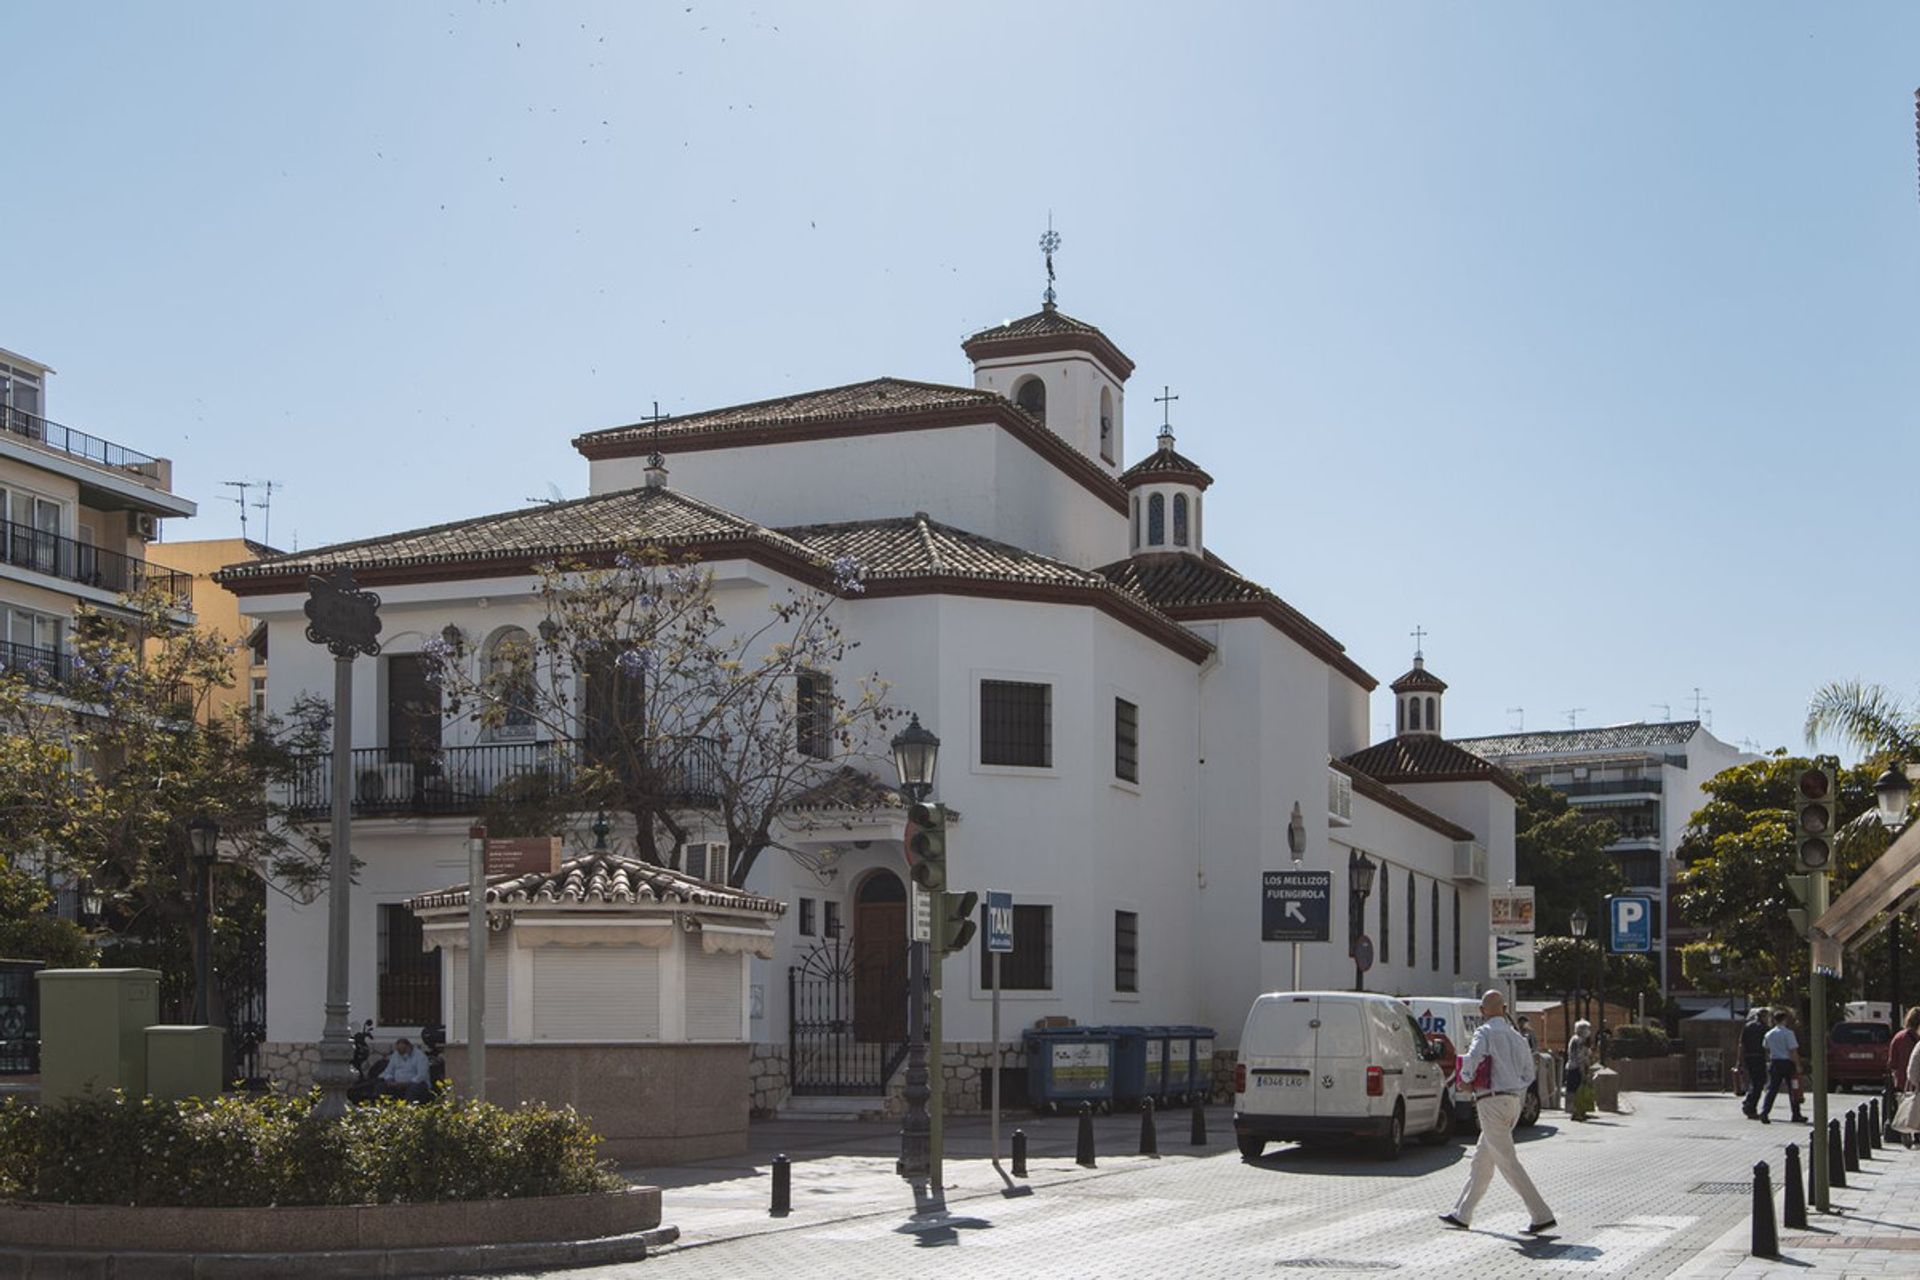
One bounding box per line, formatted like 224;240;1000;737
222;284;1521;1112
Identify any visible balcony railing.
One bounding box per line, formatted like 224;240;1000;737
1;404;158;471
1555;776;1664;797
0;640;74;690
287;737;725;818
0;520;191;605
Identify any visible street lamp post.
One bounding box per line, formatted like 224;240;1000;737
1878;765;1913;1021
188;817;220;1025
1570;908;1590;1025
890;716;939;1208
1348;849;1376;992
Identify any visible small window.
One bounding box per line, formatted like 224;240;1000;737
1379;869;1390;965
1099;388;1115;462
980;679;1051;768
1115;910;1139;993
1131;495;1140;547
1114;697;1139;784
1408;698;1422;732
1426;696;1437;729
251;674;268;716
377;904;441;1026
1172;494;1189;547
486;627;536;739
1147;493;1165;545
981;903;1052;990
798;898;817;937
1452;888;1461;975
1430;881;1441;972
824;901;843;939
1014;377;1047;424
1405;870;1416;966
1396;700;1406;733
796;671;833;759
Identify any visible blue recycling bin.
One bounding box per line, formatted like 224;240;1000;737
1023;1028;1117;1112
1109;1026;1168;1107
1163;1025;1217;1101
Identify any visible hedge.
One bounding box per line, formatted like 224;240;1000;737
0;1092;620;1207
1605;1024;1672;1060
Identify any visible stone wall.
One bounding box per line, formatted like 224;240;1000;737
258;1041;318;1090
748;1043;789;1117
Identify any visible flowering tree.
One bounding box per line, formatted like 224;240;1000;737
425;546;897;887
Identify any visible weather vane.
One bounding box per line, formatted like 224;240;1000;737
1039;214;1061;307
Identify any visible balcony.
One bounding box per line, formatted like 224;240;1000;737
1556;776;1663;798
0;640;74;690
2;404;157;471
287;737;725;818
1;520;191;606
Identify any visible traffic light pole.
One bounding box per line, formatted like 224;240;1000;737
1811;868;1831;1213
899;936;932;1206
929;918;947;1197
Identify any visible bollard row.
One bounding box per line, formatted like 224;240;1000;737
1750;1160;1779;1260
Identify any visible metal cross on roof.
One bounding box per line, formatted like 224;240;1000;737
1410;624;1427;659
1039;215;1061;307
640;400;669;425
1154;385;1178;436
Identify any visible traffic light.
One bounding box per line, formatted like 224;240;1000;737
906;802;947;892
1786;874;1812;937
938;890;979;954
1793;765;1837;870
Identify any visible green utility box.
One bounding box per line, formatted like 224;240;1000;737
35;968;160;1103
146;1025;227;1101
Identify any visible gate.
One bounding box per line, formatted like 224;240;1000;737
788;938;908;1096
0;960;43;1074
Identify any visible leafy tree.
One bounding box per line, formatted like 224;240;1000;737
426;547;898;887
1514;782;1626;937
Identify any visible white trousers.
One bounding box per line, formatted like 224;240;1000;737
1450;1093;1553;1225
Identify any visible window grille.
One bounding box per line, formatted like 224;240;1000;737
980;679;1051;767
796;671;833;759
1114;697;1139;783
377;904;441;1026
982;903;1052;990
799;898;816;936
1114;910;1139;993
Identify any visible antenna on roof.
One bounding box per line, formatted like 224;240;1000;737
1651;702;1671;722
251;480;278;548
1689;686;1710;724
1039;214;1061;309
1564;708;1585;728
221;480;252;539
1506;707;1524;731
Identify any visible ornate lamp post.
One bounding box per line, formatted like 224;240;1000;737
890;715;938;1204
1877;765;1913;1021
1569;908;1590;1025
1569;906;1606;1061
188;816;220;1024
1348;849;1377;992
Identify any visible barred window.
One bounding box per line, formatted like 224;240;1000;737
1114;697;1139;783
980;679;1051;768
981;903;1052;990
1115;910;1139;993
796;671;833;759
798;898;816;937
377;904;440;1026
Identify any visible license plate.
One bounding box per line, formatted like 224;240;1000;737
1254;1072;1306;1088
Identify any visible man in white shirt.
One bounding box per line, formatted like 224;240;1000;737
1439;989;1555;1234
379;1037;434;1104
1757;1009;1804;1125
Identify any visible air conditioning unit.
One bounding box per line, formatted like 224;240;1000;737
1327;770;1353;826
682;840;729;883
127;512;159;541
355;763;415;805
1452;841;1488;884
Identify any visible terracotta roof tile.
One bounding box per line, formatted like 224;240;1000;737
1341;735;1525;797
576;378;1002;452
785;766;904;812
1328;760;1477;842
1390;663;1448;694
961;305;1136;378
407;851;784;914
785;514;1112;588
1120;441;1214;490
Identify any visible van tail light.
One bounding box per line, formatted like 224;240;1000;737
1234;1063;1247;1094
1366;1065;1385;1097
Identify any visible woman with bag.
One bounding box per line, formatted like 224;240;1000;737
1892;1006;1920;1146
1565;1020;1592;1121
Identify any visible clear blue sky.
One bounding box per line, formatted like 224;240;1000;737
11;2;1917;758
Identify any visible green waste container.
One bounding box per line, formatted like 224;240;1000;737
35;968;160;1103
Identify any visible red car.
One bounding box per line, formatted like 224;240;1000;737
1828;1021;1892;1091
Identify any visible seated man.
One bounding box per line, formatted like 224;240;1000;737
380;1037;434;1103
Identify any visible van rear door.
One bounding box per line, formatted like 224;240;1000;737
1239;995;1318;1116
1311;998;1371;1120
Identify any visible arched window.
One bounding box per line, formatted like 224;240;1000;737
1405;870;1415;967
1014;377;1047;424
1452;888;1461;974
1172;494;1189;547
1378;869;1390;965
485;626;536;739
1407;698;1421;732
1147;493;1165;545
1131;495;1141;547
1426;696;1437;729
1430;881;1441;971
1396;700;1406;733
1192;495;1201;548
1099;387;1115;462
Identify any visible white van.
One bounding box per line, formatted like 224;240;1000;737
1402;995;1541;1131
1232;991;1452;1160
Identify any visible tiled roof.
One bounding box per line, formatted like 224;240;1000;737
407;852;784;915
576;378;1003;452
216;485;819;587
786;514;1114;589
961;305;1136;378
784;766;904;812
1120;440;1214;490
1390;663;1448;694
1341;735;1525;797
1452;721;1703;760
1099;551;1374;689
1329;760;1476;842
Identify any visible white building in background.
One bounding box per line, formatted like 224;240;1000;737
1452;721;1757;1006
222;288;1521;1108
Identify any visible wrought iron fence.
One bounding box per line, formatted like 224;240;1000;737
788;939;909;1097
0;960;44;1074
0;519;190;603
0;639;74;689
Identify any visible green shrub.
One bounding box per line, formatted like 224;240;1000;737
1606;1024;1672;1060
1;1091;618;1206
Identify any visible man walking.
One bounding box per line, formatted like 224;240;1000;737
1740;1007;1769;1119
1440;989;1555;1234
1756;1009;1804;1125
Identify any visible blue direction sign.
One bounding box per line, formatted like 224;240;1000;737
986;890;1014;954
1262;871;1332;943
1609;894;1653;954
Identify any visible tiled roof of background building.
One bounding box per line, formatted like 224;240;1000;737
1119;443;1214;490
960;305;1137;378
1452;721;1703;759
576;377;1002;452
1341;734;1526;797
787;514;1113;588
408;852;784;914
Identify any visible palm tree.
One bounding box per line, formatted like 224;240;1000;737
1804;680;1920;762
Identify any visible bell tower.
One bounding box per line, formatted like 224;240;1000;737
1391;633;1448;736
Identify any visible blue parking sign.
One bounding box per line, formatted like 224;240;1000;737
986;890;1014;954
1609;895;1652;953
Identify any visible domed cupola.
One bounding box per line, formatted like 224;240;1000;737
1391;643;1449;736
1120;400;1213;557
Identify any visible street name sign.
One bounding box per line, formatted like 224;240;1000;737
1609;894;1653;953
986;890;1014;954
1492;932;1535;979
1262;870;1332;943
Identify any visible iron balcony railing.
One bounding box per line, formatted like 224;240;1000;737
0;519;191;604
1;403;159;471
287;736;725;818
1554;776;1664;798
0;640;74;690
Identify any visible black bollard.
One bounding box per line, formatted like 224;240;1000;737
1750;1161;1779;1259
1139;1097;1159;1157
770;1153;791;1217
1830;1119;1848;1189
1859;1106;1875;1158
1012;1127;1028;1178
1191;1095;1208;1145
1807;1130;1818;1205
1844;1112;1860;1173
1783;1143;1807;1230
1871;1097;1883;1145
1076;1101;1098;1168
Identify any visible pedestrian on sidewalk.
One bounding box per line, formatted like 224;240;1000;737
1439;990;1555;1235
1565;1020;1592;1121
1739;1007;1768;1120
1891;1006;1920;1148
1756;1009;1804;1125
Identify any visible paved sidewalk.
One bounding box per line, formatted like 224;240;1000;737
1675;1119;1920;1279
